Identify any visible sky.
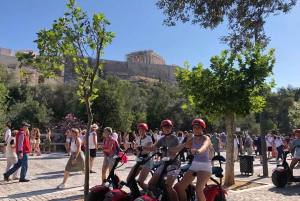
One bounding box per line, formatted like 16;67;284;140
0;0;299;90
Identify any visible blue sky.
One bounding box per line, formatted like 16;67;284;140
1;0;299;89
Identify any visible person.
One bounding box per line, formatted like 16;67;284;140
43;127;51;154
221;132;227;150
127;123;153;191
123;131;130;151
3;122;31;182
5;130;19;180
177;131;185;162
142;119;180;201
233;134;239;162
266;134;273;159
34;128;41;156
274;136;283;162
244;135;253;156
57;128;85;188
289;129;300;174
89;124;98;173
3;124;11;157
101;127;118;186
112;130;118;142
168;119;211;201
64;130;71;156
29;129;36;156
210;133;220;155
79;129;86;155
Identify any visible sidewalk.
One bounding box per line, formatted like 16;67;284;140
0;151;299;200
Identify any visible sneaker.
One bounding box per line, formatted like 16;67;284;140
57;183;66;189
3;173;9;182
13;177;20;180
19;179;30;182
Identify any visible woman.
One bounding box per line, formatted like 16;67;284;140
43;127;51;154
233;134;239;162
101;127;117;185
57;128;85;188
127;123;153;191
274;135;283;162
29;129;36;156
168;119;211;201
123;131;129;151
177;131;185;162
89;124;98;173
34;128;41;156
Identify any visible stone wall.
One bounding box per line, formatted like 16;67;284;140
102;59;177;82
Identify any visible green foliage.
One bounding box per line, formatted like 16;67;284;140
7;100;53;129
0;64;9;128
176;45;275;121
235;114;260;134
156;0;297;51
289;100;300;128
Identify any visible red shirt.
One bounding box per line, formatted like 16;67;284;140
16;129;30;154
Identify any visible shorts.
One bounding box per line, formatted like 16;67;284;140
189;161;212;173
140;158;153;169
222;142;227;146
103;155;115;167
267;147;272;152
90;149;96;158
30;139;36;144
257;147;262;155
36;139;41;144
154;164;180;178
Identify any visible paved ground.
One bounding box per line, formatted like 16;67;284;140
0;151;299;201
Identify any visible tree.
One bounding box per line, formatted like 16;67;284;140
289;100;300;128
156;0;297;51
16;0;115;199
0;64;9;128
175;45;275;185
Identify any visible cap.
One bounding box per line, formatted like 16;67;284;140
294;129;300;134
20;122;30;127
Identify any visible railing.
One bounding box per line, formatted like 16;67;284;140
0;142;124;152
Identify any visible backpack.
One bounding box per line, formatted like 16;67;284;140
244;139;251;148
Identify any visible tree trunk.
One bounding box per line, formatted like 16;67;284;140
260;111;269;176
224;112;235;185
84;97;93;201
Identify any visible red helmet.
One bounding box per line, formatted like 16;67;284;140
160;119;173;127
191;119;206;129
294;129;300;134
137;123;148;131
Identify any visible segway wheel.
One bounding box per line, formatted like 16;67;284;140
272;170;287;188
186;187;196;201
213;191;227;201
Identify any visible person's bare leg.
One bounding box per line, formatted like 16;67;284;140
137;167;151;191
177;170;195;201
62;171;70;184
90;157;95;171
102;164;109;184
195;171;211;201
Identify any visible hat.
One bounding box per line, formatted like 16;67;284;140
189;130;193;133
20;122;30;127
155;128;159;130
104;127;112;134
91;124;99;129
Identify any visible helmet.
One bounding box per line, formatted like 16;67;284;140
294;129;300;134
191;119;206;129
160;119;173;127
137;123;148;131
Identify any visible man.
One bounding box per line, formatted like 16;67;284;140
221;132;227;150
111;130;118;142
266;134;274;159
3;122;31;182
3;124;11;157
211;133;220;155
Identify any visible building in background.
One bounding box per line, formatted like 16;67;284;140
126;50;166;65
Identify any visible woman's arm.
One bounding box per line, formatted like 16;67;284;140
74;138;81;158
141;142;152;155
168;140;192;153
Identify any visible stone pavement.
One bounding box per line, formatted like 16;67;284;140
0;151;299;201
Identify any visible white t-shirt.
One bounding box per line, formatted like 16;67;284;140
136;135;152;147
5;129;11;142
234;138;239;148
111;133;118;141
6;137;17;158
274;139;283;148
266;137;273;147
89;131;97;149
157;135;162;141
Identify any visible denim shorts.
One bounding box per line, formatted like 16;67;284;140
140;158;153;169
189;161;212;173
154;164;180;178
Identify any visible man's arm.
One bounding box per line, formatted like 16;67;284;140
18;134;24;153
